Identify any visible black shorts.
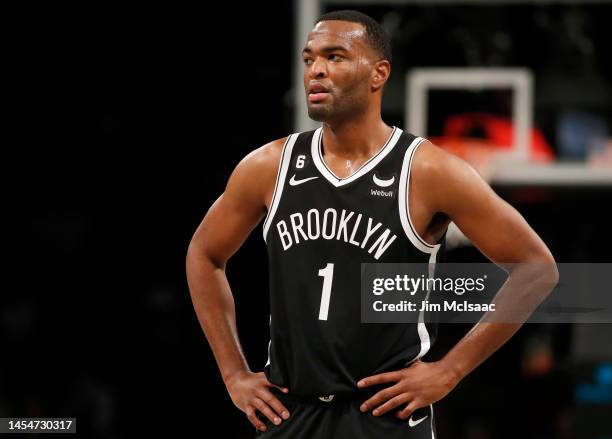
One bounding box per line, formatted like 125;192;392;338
254;386;436;439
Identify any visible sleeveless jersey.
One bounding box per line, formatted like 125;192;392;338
261;125;446;397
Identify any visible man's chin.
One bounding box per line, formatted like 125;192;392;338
307;106;331;122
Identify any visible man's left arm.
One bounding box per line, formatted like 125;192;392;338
358;140;559;419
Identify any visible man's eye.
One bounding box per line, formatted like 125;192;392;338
329;54;342;61
303;58;313;65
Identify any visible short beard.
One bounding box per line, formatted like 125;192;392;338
307;104;332;122
307;89;369;124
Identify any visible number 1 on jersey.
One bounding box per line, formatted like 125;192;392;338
317;263;334;320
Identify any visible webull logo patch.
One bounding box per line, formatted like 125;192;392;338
370;188;394;198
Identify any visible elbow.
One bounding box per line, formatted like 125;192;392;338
185;233;226;272
539;263;559;295
186;232;208;272
529;252;560;295
538;264;559;304
186;235;200;268
186;235;200;263
509;251;559;297
547;262;560;287
536;251;559;286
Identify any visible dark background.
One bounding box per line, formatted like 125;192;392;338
5;2;612;438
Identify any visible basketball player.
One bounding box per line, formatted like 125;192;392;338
186;10;558;438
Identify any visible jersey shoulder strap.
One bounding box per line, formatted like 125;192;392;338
262;130;314;242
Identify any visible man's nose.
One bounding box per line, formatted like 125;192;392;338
308;57;327;78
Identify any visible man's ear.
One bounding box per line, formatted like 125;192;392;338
371;60;391;91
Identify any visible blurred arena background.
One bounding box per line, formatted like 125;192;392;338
5;1;612;438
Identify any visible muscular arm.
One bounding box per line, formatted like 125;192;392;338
186;139;283;382
358;141;559;419
186;139;291;431
419;140;559;382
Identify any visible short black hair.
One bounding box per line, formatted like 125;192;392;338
316;9;392;64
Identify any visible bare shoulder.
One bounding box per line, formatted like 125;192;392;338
234;136;287;186
242;136;287;174
412;139;467;177
410;139;555;264
225;135;289;208
412;138;487;188
411;138;498;213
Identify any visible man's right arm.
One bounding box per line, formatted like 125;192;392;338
186;137;290;432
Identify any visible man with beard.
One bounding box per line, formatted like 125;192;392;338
186;9;557;438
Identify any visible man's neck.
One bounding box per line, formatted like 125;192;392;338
321;115;393;159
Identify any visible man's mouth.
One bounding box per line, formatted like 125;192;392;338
308;92;330;103
308;83;331;103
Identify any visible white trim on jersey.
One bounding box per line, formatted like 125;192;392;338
265;314;272;367
430;404;436;439
262;133;299;242
399;136;444;363
310;125;403;187
398;136;437;252
413;245;441;361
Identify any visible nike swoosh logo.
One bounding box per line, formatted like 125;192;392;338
289;175;318;186
408;415;428;427
372;174;395;187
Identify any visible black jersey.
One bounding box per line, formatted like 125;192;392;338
261;126;446;397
